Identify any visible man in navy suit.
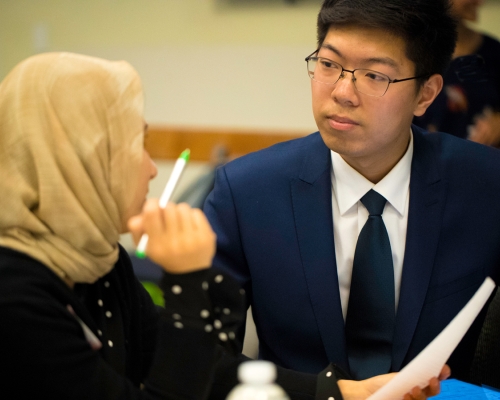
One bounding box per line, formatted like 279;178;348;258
205;0;500;396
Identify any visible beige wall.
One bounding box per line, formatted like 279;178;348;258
0;0;320;131
2;1;499;131
470;1;500;37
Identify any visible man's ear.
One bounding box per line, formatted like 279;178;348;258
414;74;443;117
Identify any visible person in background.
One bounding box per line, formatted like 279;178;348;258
0;52;245;399
413;0;500;147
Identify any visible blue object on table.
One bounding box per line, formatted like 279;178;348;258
435;379;500;399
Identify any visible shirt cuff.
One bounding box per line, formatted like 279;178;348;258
316;364;349;400
160;268;245;354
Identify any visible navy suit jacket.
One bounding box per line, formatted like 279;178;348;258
204;125;500;382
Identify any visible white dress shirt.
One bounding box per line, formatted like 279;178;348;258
331;132;413;320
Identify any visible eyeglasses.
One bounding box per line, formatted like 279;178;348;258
305;50;427;97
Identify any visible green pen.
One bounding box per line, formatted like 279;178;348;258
135;148;190;258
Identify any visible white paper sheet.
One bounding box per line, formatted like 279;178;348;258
367;277;496;400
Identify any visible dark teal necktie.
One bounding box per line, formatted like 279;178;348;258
345;189;395;380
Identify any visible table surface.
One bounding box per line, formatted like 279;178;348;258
434;379;500;399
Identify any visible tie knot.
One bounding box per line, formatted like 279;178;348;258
361;189;387;216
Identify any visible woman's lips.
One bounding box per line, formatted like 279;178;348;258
328;115;359;131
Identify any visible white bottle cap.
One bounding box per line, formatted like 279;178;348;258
238;361;277;384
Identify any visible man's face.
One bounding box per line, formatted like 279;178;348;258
311;25;427;181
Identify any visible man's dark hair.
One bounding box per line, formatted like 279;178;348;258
317;0;457;82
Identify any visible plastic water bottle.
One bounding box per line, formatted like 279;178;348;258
226;361;290;400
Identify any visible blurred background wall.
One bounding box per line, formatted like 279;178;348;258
2;0;500;132
0;0;322;131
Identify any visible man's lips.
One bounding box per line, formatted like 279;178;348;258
327;115;359;131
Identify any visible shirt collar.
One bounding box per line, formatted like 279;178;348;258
331;131;413;216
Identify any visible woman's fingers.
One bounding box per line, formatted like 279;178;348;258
190;207;206;230
175;202;196;233
141;199;165;238
130;199;216;274
127;214;143;245
163;202;180;237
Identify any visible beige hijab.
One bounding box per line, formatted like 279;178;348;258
0;52;144;284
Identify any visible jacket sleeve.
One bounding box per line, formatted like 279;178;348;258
204;165;252;346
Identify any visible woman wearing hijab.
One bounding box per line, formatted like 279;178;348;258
0;52;244;399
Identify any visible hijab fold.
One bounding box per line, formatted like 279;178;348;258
0;52;144;283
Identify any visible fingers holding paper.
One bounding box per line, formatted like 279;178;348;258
128;199;216;274
399;364;450;399
338;364;450;400
402;364;451;400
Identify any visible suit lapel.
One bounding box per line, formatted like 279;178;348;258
290;133;348;370
392;127;446;370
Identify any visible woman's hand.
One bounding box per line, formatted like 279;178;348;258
128;199;216;274
338;364;451;400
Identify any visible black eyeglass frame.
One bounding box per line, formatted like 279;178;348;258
305;50;429;97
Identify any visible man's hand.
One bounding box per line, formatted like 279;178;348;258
128;199;216;274
338;364;451;400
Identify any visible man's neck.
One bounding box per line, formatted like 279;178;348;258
341;136;412;184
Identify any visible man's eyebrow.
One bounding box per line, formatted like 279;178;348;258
320;43;342;58
364;56;399;69
320;43;399;69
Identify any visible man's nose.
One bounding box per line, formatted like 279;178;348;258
331;70;359;104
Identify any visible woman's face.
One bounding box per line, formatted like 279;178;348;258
122;124;158;232
451;0;483;22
